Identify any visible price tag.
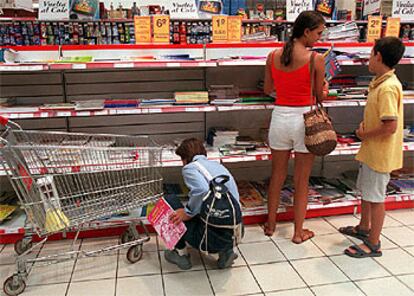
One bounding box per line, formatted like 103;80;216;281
227;16;242;43
134;16;151;44
212;16;228;43
367;15;382;43
385;17;401;37
153;15;170;43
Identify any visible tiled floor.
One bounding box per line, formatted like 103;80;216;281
1;209;414;296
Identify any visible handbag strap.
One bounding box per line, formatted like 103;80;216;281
309;51;316;110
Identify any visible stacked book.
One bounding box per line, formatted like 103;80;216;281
207;127;239;148
322;22;360;42
174;91;209;104
209;85;240;105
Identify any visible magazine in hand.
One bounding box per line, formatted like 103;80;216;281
147;198;187;250
323;47;341;81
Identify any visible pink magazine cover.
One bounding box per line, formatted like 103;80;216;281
147;198;187;250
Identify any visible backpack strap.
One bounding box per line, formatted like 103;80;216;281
193;161;213;182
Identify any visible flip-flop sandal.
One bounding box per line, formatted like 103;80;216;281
344;240;382;258
339;225;369;240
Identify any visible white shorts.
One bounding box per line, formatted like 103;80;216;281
357;163;390;203
268;106;310;153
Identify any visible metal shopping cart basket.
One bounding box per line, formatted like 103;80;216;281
0;116;164;296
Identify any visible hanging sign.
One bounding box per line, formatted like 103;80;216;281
385;17;401;37
286;0;312;21
136;0;199;19
134;16;152;43
153;15;170;43
392;0;414;21
367;15;382;43
363;0;381;17
212;15;228;43
38;0;69;20
227;16;242;43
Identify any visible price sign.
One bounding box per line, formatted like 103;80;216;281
227;16;242;43
385;17;401;37
134;16;151;44
153;15;170;43
367;15;382;43
212;16;228;43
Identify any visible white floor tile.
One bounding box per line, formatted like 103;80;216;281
404;246;414;256
242;225;272;243
250;262;306;292
373;248;414;275
382;226;414;247
330;255;390;281
273;222;294;239
324;215;360;230
19;283;67;296
356;276;414;296
265;288;314;296
27;260;75;286
208;266;261;296
161;249;204;273
0;244;19;265
117;251;160;278
398;274;414;291
164;270;213;296
291;257;348;286
203;249;246;270
386;209;414;226
238;241;285;265
38;239;80;257
304;218;338;235
311;282;364;296
80;237;120;255
116;274;163;296
275;238;324;260
71;254;117;282
311;233;353;256
67;279;115;296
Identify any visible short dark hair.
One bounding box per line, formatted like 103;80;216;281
175;138;207;163
373;37;405;68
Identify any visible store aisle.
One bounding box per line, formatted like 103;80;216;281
1;209;414;296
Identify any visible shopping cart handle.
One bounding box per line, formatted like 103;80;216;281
0;116;9;126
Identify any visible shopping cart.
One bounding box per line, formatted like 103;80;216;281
0;116;164;296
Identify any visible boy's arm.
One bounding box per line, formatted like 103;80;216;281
356;120;397;140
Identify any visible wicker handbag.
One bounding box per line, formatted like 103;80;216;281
303;52;337;156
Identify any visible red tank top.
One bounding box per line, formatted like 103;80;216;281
270;51;314;107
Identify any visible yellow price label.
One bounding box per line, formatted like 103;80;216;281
227;16;242;43
134;16;151;44
212;16;228;43
367;15;382;43
153;15;170;44
385;17;401;38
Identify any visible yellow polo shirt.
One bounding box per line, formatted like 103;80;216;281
355;70;404;173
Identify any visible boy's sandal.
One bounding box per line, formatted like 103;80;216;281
344;240;382;258
339;225;369;240
292;229;315;244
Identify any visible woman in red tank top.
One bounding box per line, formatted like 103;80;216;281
263;11;327;244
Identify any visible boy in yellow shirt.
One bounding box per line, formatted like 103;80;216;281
339;37;405;258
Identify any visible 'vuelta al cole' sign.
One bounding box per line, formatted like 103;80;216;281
392;0;414;21
38;0;69;20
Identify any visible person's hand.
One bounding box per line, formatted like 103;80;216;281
169;208;188;226
356;122;366;140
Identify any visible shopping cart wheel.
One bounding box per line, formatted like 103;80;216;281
3;275;26;296
14;238;33;255
121;229;135;244
126;244;143;263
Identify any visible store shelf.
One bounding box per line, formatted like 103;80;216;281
1;192;413;243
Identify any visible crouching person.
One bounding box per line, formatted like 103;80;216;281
165;138;243;270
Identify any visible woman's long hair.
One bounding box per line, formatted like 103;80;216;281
280;11;325;67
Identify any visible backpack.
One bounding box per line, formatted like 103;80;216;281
193;161;243;253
